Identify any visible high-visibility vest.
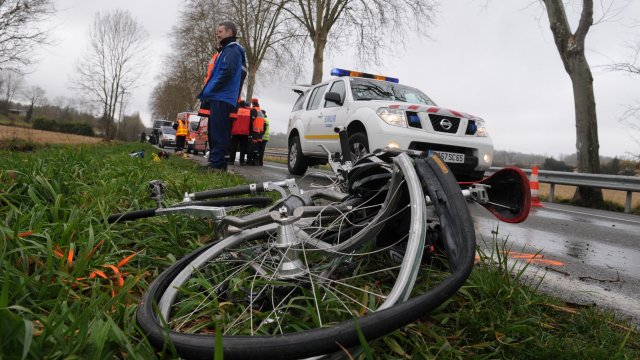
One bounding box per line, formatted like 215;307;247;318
251;111;265;143
204;53;219;85
252;113;265;133
262;117;270;141
176;119;188;136
231;107;251;135
198;52;220;117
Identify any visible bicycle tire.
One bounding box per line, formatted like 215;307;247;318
137;153;476;360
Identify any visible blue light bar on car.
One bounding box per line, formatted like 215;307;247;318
330;68;399;83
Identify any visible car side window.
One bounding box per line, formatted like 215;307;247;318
308;84;328;110
292;91;308;112
325;80;346;108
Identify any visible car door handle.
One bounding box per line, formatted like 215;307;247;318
316;114;323;118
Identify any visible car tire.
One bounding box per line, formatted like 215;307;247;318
348;132;370;163
288;135;308;175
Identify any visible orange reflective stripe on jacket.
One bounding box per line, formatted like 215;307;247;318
176;119;188;136
203;53;219;86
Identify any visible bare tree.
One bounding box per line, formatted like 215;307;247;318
116;112;145;142
231;0;296;99
541;0;605;205
148;0;223;120
0;0;54;69
607;38;640;159
0;69;23;114
70;10;149;139
149;62;195;121
21;85;45;122
284;0;438;84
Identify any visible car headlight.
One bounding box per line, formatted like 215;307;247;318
476;119;488;137
377;108;407;127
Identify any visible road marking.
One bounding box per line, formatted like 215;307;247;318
542;204;640;225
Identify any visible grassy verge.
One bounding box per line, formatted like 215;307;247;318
1;143;638;358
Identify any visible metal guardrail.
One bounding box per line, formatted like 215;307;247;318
264;150;288;161
488;167;640;213
264;150;640;213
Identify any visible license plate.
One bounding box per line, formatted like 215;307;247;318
429;150;465;164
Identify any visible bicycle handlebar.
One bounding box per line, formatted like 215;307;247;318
191;183;266;200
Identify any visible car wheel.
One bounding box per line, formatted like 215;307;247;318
288;135;308;175
348;132;370;163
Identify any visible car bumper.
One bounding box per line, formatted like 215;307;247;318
368;123;494;172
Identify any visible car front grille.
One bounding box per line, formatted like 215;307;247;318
428;114;460;134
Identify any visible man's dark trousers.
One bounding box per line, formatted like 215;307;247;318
207;100;235;169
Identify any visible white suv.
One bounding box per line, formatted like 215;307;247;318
287;69;494;181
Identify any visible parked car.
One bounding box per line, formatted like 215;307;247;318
286;68;494;181
158;126;176;148
151;120;173;145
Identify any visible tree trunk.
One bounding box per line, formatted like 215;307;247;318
245;62;258;101
569;55;604;205
26;105;33;123
543;0;603;206
311;33;327;85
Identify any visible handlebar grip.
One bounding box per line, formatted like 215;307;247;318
192;184;265;200
338;129;351;163
107;208;157;224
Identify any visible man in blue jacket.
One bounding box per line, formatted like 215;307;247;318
198;21;247;170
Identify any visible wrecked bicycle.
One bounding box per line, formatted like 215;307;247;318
107;129;531;359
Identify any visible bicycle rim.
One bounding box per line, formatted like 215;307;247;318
137;153;476;359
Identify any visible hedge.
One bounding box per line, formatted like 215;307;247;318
32;118;95;136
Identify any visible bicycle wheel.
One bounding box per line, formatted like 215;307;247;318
137;152;476;360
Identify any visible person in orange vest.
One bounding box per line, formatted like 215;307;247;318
229;100;251;165
197;41;221;118
197;21;248;171
247;99;265;165
258;110;269;166
174;114;188;155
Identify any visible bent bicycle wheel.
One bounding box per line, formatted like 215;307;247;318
137;153;476;360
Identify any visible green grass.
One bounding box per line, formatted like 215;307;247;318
1;143;638;359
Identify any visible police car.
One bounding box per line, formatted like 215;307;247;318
287;68;494;181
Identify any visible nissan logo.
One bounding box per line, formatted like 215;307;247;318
440;119;453;130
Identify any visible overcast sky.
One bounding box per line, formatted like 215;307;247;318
27;0;640;158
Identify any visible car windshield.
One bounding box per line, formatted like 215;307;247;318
161;126;176;135
190;122;199;131
349;78;436;105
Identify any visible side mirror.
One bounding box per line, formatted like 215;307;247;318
324;92;343;106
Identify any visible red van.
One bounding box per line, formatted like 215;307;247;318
191;115;208;154
181;113;207;155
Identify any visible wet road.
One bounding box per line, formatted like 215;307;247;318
187;153;640;324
